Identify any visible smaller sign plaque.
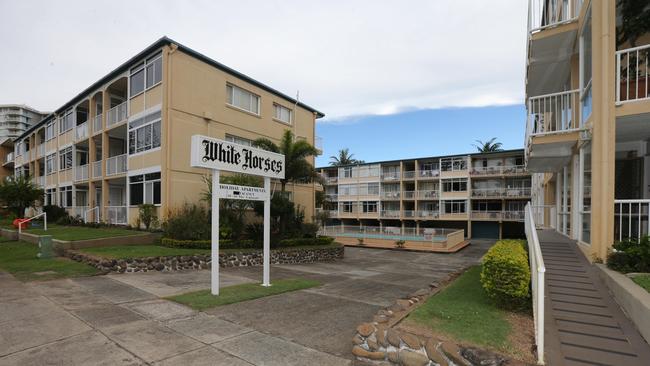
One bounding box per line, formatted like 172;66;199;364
217;184;268;201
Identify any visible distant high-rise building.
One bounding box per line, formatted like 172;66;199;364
0;104;47;140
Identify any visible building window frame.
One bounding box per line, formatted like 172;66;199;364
59;186;73;207
226;83;261;116
273;103;292;124
442;178;468;192
58;146;73;171
128;110;161;155
129;172;161;206
130;52;163;98
46;153;57;175
59;110;74;135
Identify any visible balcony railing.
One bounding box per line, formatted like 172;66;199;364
325;194;338;201
402;171;415;180
107;206;127;225
417;210;439;219
92;160;102;178
402;210;415;218
93;114;103;133
380;210;400;218
107;101;127;128
74;165;88;181
403;191;415;199
381;172;400;181
471;211;503;220
417;190;438;199
4;152;13;164
527;90;580;138
106;154;127;176
418;169;439;179
37;144;45;158
381;191;400;200
528;0;581;34
323;176;338;184
32;175;45;187
69;206;89;220
471;187;531;198
75;122;88;141
470;165;526;176
614;199;650;243
616;44;650;103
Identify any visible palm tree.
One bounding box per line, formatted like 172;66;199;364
254;130;320;192
0;175;44;217
473;138;503;153
329;148;362;166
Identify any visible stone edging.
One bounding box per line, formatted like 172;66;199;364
63;245;344;273
351;270;524;366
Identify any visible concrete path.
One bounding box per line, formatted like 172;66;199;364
538;230;650;366
0;243;492;365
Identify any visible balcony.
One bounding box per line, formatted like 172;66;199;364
418;169;439;179
616;44;650;104
107;206;127;225
3;152;13;166
417;210;439;219
381;172;400;181
526;90;581;172
403;210;415;218
75;121;88;141
92;160;102;178
470;165;526;176
74;165;89;182
325;193;338;201
471;211;503;221
402;171;415;180
36;144;45;158
471;187;531;198
380;210;400;218
381;191;400;200
417;190;438;200
106;154;127;176
93;114;103;134
403;191;415;200
107;102;127;128
528;0;581;34
321;175;338;184
614;199;650;243
69;206;89;220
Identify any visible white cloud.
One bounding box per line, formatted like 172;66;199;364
0;0;527;121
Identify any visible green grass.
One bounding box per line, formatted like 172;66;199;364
167;278;321;310
0;241;98;281
80;245;211;259
25;224;140;241
632;274;650;293
406;266;512;351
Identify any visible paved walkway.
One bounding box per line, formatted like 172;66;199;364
0;243;492;365
538;229;650;366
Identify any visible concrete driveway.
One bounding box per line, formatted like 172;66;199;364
0;242;492;365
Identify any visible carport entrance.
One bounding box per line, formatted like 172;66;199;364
471;222;499;239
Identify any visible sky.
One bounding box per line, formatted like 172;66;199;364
0;0;529;164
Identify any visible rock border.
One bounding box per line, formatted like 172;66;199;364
63;245;344;274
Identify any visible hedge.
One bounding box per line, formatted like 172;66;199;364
480;239;531;308
161;236;335;250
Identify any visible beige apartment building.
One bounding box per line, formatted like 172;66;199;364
318;150;531;239
13;37;324;225
525;0;650;260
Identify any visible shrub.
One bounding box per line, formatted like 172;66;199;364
480;239;530;308
300;222;320;238
395;240;405;248
43;205;69;223
162;204;210;241
358;238;365;246
161;238;260;250
607;236;650;273
277;236;335;248
138;204;158;231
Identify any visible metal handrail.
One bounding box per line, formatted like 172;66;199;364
525;202;546;365
18;212;47;234
84;206;100;224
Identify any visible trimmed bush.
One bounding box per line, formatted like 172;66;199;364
162;204;210;241
480;239;530;308
162;238;260;250
607;236;650;273
277;236;335;248
43;205;69;222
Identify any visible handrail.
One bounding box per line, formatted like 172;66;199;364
18;212;47;234
525;202;546;365
84;206;100;224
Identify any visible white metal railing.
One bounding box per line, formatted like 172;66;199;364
616;44;650;103
75;121;88;140
524;203;546;365
74;165;88;181
417;210;439;218
403;191;415;199
471;211;503;220
528;0;581;34
531;204;557;229
417;190;438;199
320;225;463;244
403;210;415;218
472;187;505;198
36;175;45;187
93;114;103;133
504;211;526;221
527;90;580;138
323;176;337;184
37;144;45;158
107;206;127;225
614;199;650;242
107;101;127;128
106;154;127;175
92;160;102;178
69;206;88;219
380;210;400;218
381;191;400;199
18;212;47;234
470;165;526;176
381;172;400;181
418;169;440;178
402;171;415;179
84;206;100;223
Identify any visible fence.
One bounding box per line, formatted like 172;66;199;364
524;202;546;365
614;199;650;242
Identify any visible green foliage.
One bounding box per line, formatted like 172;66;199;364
138;204;158;230
395;239;405;248
329;148;363;166
632;274;650;293
81;245;210;259
161;238;260;250
617;0;650;47
43;205;69;222
0;175;44;217
607;236;650;273
299;222;319;238
480;240;530;308
473;137;503;153
278;236;334;248
162;203;210;240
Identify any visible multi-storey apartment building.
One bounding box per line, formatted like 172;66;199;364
0;105;47;179
317;149;531;239
525;0;650;260
13;37;323;225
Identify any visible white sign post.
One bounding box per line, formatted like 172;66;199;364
191;135;285;295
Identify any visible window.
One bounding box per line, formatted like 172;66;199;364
59;147;72;171
341;202;354;213
273;104;292;124
129;172;161;205
130;52;162;97
341;166;353;178
580;7;592;123
357;183;379;195
59;186;73;207
361;201;378;213
339;184;357;196
46;153;57;174
59;110;74;134
45;120;56;141
225;134;253;146
128;110;161;154
15;141;22;156
226;84;260;115
46;188;56;205
441;157;467;171
442;178;468;192
444;200;466;214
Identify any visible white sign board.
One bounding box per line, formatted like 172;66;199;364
191;135;285;179
217;184;268;201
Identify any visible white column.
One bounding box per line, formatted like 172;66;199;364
262;177;271;287
211;170;220;295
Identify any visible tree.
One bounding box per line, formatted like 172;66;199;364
0;175;44;217
329;148;364;166
616;0;650;48
473;138;503;153
254;130;319;192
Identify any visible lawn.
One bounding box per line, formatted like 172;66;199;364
631;274;650;293
25;224;141;241
0;241;98;281
81;245;211;259
167;278;321;310
405;266;513;351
